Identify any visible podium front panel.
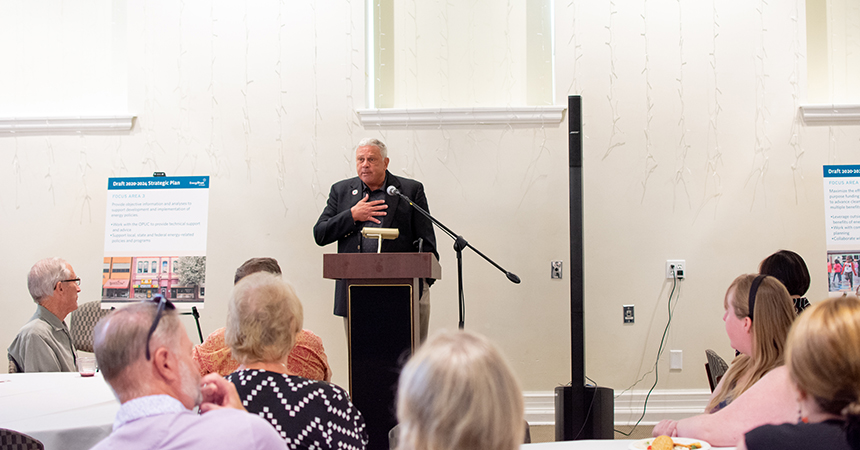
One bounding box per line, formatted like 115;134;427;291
348;284;413;450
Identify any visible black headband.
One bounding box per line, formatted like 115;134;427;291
748;275;768;321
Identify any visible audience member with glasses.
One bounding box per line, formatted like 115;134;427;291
8;257;82;372
90;296;285;450
739;295;860;450
653;274;798;446
224;271;368;449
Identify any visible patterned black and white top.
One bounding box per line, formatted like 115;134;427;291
226;369;368;450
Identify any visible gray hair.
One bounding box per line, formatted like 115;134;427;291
225;272;304;365
356;138;388;159
396;330;524;450
28;257;71;303
94;302;182;383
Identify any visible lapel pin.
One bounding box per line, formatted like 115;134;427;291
352;189;358;195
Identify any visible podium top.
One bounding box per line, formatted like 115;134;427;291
323;253;441;281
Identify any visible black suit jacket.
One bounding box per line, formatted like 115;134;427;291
313;171;438;316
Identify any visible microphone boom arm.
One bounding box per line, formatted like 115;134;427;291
389;187;521;328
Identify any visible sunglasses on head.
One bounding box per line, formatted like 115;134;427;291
144;295;176;361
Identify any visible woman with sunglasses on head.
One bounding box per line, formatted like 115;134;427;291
738;295;860;450
652;274;797;447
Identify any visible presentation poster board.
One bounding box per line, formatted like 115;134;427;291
823;165;860;295
102;176;210;308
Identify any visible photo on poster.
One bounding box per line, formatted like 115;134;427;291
826;252;860;294
102;256;206;303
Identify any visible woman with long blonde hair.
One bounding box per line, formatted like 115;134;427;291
705;274;796;412
653;274;797;446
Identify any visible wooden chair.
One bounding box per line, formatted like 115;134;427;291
704;349;729;392
0;428;44;450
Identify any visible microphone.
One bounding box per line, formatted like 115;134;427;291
387;185;413;204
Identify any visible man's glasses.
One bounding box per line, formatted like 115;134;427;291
61;278;81;286
144;295;176;361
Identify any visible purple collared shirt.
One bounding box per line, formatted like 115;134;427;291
91;395;285;450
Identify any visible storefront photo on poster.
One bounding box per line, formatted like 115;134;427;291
102;176;210;309
102;256;206;303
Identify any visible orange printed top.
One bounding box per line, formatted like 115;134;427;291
193;327;332;382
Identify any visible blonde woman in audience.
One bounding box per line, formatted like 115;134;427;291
395;330;524;450
225;272;368;449
739;295;860;450
653;274;797;446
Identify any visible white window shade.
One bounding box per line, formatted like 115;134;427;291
367;0;555;114
0;0;131;132
803;0;860;124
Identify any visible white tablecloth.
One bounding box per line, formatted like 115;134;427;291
1;373;741;450
0;372;119;450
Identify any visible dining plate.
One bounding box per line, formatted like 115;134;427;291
628;437;711;450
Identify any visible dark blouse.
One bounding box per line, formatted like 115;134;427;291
794;297;811;315
227;369;368;450
745;419;849;450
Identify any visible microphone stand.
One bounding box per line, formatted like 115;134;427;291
390;188;520;329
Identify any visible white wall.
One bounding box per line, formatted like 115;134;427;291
2;1;860;421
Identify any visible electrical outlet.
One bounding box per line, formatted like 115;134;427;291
551;261;563;279
666;260;686;279
623;305;634;324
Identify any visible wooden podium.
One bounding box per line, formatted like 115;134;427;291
323;253;441;450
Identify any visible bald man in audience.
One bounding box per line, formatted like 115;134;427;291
90;300;284;450
8;257;81;372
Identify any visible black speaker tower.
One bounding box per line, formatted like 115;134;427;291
555;95;614;441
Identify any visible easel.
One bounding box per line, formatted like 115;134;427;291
180;307;204;343
152;172;204;344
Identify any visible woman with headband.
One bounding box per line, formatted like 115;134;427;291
652;274;797;446
739;295;860;450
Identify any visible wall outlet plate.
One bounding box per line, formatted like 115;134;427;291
666;260;685;279
623;305;634;324
551;261;563;279
670;350;683;370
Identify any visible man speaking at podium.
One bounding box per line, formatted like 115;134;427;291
314;138;438;341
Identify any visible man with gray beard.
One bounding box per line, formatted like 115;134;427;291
90;297;284;450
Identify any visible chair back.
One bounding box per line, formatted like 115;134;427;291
70;301;112;353
0;428;44;450
7;354;21;374
704;349;729;392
